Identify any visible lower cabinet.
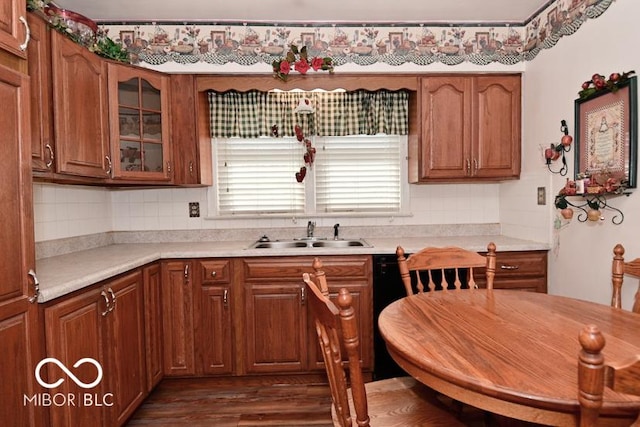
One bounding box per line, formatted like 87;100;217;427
160;260;195;376
474;250;548;292
160;255;373;377
143;263;163;391
43;270;147;427
239;255;373;375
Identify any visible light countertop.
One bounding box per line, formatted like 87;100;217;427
35;235;549;303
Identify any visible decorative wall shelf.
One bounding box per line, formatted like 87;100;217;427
555;192;630;225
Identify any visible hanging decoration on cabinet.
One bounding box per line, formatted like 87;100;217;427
544;119;573;176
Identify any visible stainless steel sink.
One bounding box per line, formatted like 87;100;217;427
247;238;371;249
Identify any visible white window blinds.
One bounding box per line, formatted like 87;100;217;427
315;135;402;213
215;137;305;214
213;134;404;216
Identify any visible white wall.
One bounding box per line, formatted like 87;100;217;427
503;0;640;309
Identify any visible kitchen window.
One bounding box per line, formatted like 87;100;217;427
208;89;408;217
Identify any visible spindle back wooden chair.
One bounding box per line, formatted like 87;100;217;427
303;257;465;427
396;243;497;295
611;244;640;313
578;324;640;427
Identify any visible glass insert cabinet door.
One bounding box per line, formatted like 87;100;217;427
108;63;171;180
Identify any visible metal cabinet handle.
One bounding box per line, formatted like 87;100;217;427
300;286;306;304
465;159;471;175
19;16;30;51
223;288;228;308
27;269;40;304
45;144;54;169
473;158;478;176
500;264;519;270
184;264;190;282
105;156;112;176
167;161;172;173
189;161;194;176
107;288;116;312
100;290;110;316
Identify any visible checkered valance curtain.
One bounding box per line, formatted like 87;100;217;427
207;90;408;138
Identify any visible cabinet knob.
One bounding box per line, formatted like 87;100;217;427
107;288;116;312
100;290;110;316
211;271;217;277
105;156;112;176
223;288;228;307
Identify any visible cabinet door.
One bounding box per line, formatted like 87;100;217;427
105;271;146;426
0;63;43;427
0;0;27;59
143;263;163;391
51;31;109;178
44;287;109;427
161;261;195;376
170;74;200;185
473;75;521;179
27;13;54;174
244;281;307;373
195;260;233;375
308;283;373;372
419;76;472;180
108;63;171;181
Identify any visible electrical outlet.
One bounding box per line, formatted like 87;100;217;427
189;202;200;217
537;187;546;205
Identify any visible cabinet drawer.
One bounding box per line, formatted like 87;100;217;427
493;251;547;278
242;256;371;281
197;259;231;284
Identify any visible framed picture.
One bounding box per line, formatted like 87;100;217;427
210;31;226;49
389;32;404;50
475;32;490;50
119;30;134;48
574;76;638;188
300;32;315;47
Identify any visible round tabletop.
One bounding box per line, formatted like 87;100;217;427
378;289;640;425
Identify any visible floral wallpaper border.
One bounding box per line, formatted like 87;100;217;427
98;0;611;69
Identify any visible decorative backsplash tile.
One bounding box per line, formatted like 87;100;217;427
99;0;610;68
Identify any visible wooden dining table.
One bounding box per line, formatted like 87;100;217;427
378;289;640;426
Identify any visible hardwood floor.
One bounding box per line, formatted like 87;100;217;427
126;377;545;427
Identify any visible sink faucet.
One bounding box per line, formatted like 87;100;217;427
333;223;340;240
307;221;315;238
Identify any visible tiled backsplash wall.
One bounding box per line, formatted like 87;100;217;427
33;182;500;242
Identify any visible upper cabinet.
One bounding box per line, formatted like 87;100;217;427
51;30;110;179
108;63;171;181
0;0;28;60
27;13;54;175
411;74;521;182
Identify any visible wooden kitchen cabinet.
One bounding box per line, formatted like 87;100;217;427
474;250;548;293
51;30;110;179
239;256;373;375
161;260;196;376
43;270;147;427
194;259;234;375
27;13;54;175
412;74;521;182
0;62;44;426
143;263;163;391
107;63;172;182
0;0;28;61
170;73;202;185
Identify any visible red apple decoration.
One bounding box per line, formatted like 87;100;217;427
609;72;620;82
587;209;602;221
560;208;574;220
561;134;573;147
581;81;591;90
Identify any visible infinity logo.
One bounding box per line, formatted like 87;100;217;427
35;358;103;389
